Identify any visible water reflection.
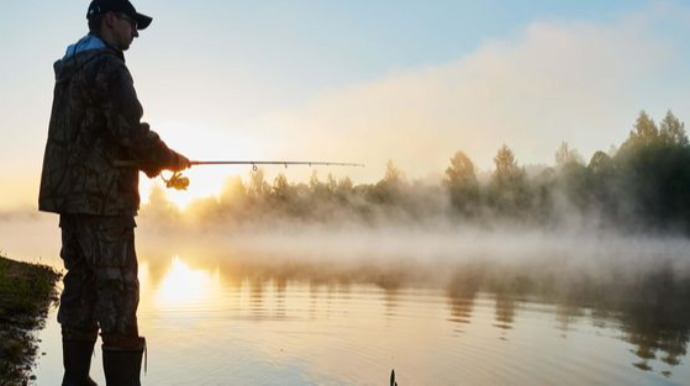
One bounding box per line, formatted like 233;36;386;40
249;277;264;312
154;256;221;309
26;251;690;385
383;288;399;319
447;295;474;326
613;269;690;376
30;252;690;385
135;254;690;381
493;293;517;332
555;305;585;337
275;277;287;317
10;219;687;384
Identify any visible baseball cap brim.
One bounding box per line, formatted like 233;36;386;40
133;13;152;30
87;0;154;31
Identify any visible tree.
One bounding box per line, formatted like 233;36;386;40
384;159;403;185
613;111;690;230
488;145;530;217
493;145;520;180
335;176;354;201
248;168;269;198
444;151;479;215
370;159;405;205
337;176;353;192
272;173;290;201
326;173;338;193
555;142;584;169
554;142;589;210
587;151;617;217
309;170;331;202
309;170;320;190
659;110;688;147
622;111;659;151
219;176;248;210
588;151;614;177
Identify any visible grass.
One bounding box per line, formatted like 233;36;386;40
0;254;60;386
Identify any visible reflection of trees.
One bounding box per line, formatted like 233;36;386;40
589;307;612;330
142;248;690;377
309;281;320;320
493;293;516;331
555;305;584;336
447;296;474;327
274;277;287;317
615;268;690;374
383;287;399;319
249;276;266;314
446;268;481;328
142;256;172;287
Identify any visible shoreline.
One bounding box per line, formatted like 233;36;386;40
0;255;60;386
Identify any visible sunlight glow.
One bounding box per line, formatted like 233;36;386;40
162;184;207;211
146;120;262;210
139;177;222;211
155;256;221;308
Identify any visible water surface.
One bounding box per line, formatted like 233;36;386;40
3;217;688;385
30;254;690;385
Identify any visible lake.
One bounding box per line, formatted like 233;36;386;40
3;217;689;385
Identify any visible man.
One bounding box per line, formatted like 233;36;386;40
39;0;189;384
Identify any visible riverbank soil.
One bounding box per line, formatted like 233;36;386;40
0;256;60;386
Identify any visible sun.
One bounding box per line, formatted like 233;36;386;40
139;169;233;211
154;256;222;308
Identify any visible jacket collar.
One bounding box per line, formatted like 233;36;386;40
64;33;125;62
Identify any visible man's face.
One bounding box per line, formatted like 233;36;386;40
109;12;139;50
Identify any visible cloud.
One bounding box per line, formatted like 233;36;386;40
262;10;686;183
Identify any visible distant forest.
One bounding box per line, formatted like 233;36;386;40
145;111;690;233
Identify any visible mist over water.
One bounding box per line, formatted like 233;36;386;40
3;208;690;384
3;207;690;299
136;210;690;272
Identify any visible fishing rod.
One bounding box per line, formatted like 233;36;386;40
113;160;365;190
191;161;365;168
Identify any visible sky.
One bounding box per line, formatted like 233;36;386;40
1;0;690;210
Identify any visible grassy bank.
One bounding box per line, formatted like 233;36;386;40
0;255;60;386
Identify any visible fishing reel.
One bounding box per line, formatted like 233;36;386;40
162;171;190;190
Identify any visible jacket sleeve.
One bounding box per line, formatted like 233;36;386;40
100;57;182;177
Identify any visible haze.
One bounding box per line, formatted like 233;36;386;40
2;1;690;210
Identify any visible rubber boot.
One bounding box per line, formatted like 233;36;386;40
62;339;98;386
102;337;146;386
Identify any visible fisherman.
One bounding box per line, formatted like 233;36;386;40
38;0;190;384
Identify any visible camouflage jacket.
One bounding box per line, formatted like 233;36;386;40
39;34;181;216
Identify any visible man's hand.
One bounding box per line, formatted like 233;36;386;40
141;151;190;178
170;151;192;172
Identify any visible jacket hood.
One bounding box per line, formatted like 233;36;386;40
54;34;120;83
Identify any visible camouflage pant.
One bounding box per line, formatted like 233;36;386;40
58;214;140;341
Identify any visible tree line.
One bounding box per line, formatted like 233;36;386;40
145;110;690;233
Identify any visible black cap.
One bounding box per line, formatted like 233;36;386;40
87;0;153;30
